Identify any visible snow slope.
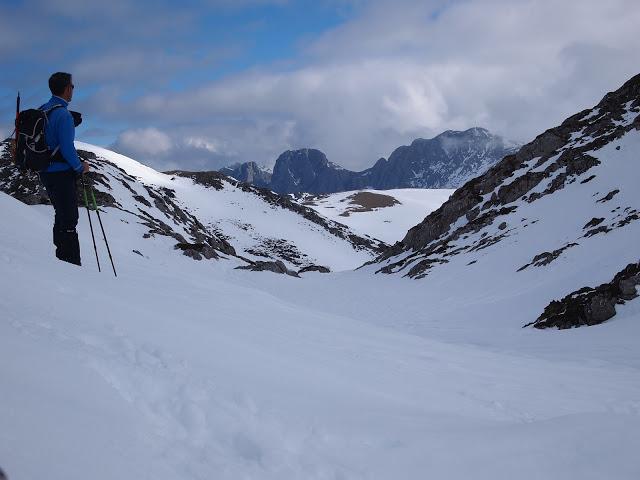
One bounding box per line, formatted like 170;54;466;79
77;142;384;271
0;140;384;272
1;185;640;479
370;75;640;332
1;74;639;479
298;188;454;243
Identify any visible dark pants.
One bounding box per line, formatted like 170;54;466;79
39;170;81;266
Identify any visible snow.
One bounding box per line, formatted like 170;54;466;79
301;188;454;243
1;132;640;479
74;142;378;271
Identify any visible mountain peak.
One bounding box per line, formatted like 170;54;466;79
224;128;518;194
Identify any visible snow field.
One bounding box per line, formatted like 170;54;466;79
76;141;377;271
303;188;455;243
1;190;640;479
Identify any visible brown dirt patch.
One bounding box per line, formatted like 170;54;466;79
339;191;401;216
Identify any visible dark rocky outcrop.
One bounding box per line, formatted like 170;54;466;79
298;265;331;274
221;128;518;194
235;260;299;277
517;243;579;271
525;261;640;329
175;242;220;260
165;170;226;191
0;141;49;205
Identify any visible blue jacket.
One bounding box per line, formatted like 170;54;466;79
39;96;83;174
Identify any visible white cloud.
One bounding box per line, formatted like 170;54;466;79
110;118;296;172
112;0;639;170
0;124;11;141
113;128;173;157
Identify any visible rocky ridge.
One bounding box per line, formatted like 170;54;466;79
167;169;387;256
0;143;236;261
0;141;386;269
372;73;640;282
221;128;518;194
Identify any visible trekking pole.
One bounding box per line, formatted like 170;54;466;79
89;184;117;277
13;92;20;162
82;176;101;272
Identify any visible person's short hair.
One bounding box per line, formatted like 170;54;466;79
49;72;72;96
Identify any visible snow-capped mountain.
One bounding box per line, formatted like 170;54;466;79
0;141;386;273
372;73;640;328
221;128;518;194
365;127;519;189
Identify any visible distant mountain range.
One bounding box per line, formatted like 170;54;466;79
220;128;519;194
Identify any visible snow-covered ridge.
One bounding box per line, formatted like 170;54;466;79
0;141;386;272
371;72;640;328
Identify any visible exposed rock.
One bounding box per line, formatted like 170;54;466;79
225;128;518;194
235;260;299;277
246;238;308;267
597;189;620;203
372;72;640;279
171;169;387;256
580;175;596;184
583;217;605;229
517;243;579;271
219;162;272;188
0;142;237;262
298;265;331;274
165;170;225;191
525;261;640;329
174;242;220;260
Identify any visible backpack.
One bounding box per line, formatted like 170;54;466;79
15;105;64;172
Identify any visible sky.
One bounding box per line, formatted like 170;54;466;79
1;0;639;172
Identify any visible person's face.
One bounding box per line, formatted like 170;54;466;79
63;79;74;102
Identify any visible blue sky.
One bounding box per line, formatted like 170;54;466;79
1;0;639;171
1;1;356;141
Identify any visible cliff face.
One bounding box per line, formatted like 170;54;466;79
219;162;272;189
221;128;517;194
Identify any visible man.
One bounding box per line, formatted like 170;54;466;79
38;72;90;265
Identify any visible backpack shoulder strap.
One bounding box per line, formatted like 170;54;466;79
42;104;65;114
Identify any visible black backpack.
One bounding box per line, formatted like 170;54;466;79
15;105;64;172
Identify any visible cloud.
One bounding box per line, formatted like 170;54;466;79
2;0;639;172
0;124;11;141
110;118;296;172
99;0;639;171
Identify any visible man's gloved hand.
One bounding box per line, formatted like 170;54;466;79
70;110;82;127
81;161;90;174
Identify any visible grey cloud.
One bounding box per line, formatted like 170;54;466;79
102;0;640;171
110;118;297;172
4;0;639;173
